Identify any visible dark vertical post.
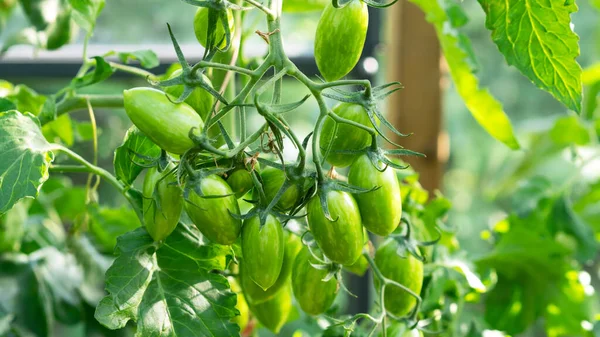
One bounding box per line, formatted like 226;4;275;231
384;2;446;193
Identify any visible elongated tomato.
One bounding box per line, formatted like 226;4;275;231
307;190;363;265
124;87;203;154
314;1;369;81
348;154;402;236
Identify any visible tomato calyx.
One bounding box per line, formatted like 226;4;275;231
158;27;227;104
323;81;412;147
157;24;228;106
182;164;233;199
297;239;359;298
362;147;425;175
388;215;442;263
186;0;240;53
315;178;377;221
331;0;400;9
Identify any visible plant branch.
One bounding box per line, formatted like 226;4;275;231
244;0;274;17
41;94;124;125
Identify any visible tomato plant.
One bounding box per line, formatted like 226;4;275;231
0;0;598;336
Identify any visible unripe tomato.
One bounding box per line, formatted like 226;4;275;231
227;168;254;199
241;213;285;290
314;0;369;81
241;231;302;304
379;325;424;337
260;167;300;210
320;103;375;167
143;164;183;242
124;87;203;155
228;277;249;331
307;190;363;265
348;154;402;236
343;250;368;276
282;0;328;12
194;7;235;49
292;247;339;315
247;283;292;334
374;239;423;317
185;175;242;245
164;69;214;121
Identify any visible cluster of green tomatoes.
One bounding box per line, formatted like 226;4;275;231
121;0;423;335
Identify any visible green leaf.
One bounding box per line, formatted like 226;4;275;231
410;0;520;149
5;84;46;115
0;247;85;336
113;126;161;186
0;253;53;337
478;0;583;112
71;56;115;89
0;110;54;214
549;115;591;146
549;197;598;263
0;98;16;112
478;212;594;336
70;235;111;305
75;121;99;141
582;62;600;86
68;0;105;32
88;206;141;253
42;114;74;146
510;176;553;217
115;50;160;69
0;199;29;252
95;224;239;336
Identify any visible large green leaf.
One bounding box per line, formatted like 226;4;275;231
95;224;240;336
478;0;582;112
113;125;161;186
0;110;54;214
410;0;520;149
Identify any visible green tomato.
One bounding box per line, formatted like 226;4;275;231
241;231;302;304
194;7;235;49
228;277;249;331
348;154;402;236
292;247;339;315
314;0;368;81
307;190;364;265
143;164;183;242
247;283;292;334
320;102;376;167
374;239;423;317
282;0;328;12
379;324;423;337
227;168;254;199
343;249;369;277
185;175;241;245
164;69;214;122
261;167;300;210
241;213;285;290
124;87;203;155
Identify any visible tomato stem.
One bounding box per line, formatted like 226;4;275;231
41;94;124;125
53;146;137;209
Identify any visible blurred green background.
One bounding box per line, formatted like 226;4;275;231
2;1;600;336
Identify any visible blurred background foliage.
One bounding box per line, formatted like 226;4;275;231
2;0;600;336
